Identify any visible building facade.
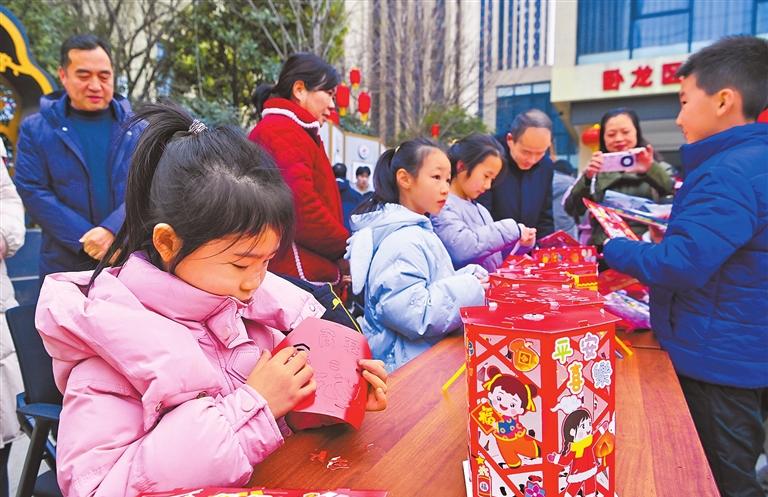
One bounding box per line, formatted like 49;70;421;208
343;0;481;144
478;0;576;159
551;0;768;169
480;0;768;167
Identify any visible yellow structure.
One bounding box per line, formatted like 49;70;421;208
0;6;55;170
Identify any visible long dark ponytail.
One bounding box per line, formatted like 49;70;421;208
353;137;445;215
91;102;295;285
252;52;340;117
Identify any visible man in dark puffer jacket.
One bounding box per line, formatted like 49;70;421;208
604;36;768;497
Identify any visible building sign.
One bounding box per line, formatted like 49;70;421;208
602;61;682;91
551;55;685;104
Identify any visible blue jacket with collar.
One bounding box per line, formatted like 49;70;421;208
604;123;768;388
346;204;486;371
14;91;143;277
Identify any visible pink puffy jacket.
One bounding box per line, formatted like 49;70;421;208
36;253;324;497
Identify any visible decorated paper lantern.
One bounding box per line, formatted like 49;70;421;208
463;303;618;497
357;91;371;123
336;83;350;116
431;123;440;139
581;123;601;151
349;67;361;89
328;109;340;125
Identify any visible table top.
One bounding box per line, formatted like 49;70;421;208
250;333;719;497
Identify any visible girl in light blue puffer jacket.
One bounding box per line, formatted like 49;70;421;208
346;138;487;372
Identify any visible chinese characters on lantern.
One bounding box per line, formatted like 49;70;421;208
602;62;682;91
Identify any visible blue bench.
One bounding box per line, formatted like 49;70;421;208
6;228;41;307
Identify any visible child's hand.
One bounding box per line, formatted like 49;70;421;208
359;359;388;411
518;224;537;247
648;224;666;244
246;347;315;418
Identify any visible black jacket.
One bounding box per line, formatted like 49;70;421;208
477;136;554;237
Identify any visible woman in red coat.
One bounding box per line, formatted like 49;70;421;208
249;53;347;284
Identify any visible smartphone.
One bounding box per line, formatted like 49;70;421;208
600;147;646;173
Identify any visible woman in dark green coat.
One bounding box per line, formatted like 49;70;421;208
564;108;674;248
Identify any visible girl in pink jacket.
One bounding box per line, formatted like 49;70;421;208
35;103;388;497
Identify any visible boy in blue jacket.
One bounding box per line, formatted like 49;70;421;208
603;36;768;497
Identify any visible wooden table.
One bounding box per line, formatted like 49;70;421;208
250;334;719;496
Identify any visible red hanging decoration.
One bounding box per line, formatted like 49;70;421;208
349;68;362;90
357;91;371;123
336;83;350;116
431;123;440;139
581;123;601;151
328;109;340;125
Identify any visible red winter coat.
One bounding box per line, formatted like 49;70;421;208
249;98;348;283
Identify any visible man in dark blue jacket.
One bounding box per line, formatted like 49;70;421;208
332;162;363;231
14;34;142;278
604;36;768;497
478;109;555;239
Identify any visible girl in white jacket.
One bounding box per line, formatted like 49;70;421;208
0;153;25;497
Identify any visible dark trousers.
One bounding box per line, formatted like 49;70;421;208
678;375;768;497
0;443;10;497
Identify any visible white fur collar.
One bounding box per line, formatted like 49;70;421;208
261;107;320;130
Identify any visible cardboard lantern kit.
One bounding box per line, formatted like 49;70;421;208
461;303;619;497
536;230;581;249
487;284;604;310
537;264;599;291
583;199;640;241
490;270;573;291
500;254;538;270
273;318;371;430
533;246;597;266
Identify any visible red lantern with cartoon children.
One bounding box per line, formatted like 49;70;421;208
462;303;619;497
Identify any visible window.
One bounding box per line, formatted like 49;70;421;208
757;0;768;34
496;83;576;159
577;0;764;63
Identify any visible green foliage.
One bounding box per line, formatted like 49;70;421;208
2;0;79;80
322;0;348;64
339;114;375;136
164;0;347;126
6;0;349;127
164;1;280;125
397;104;488;145
177;96;240;128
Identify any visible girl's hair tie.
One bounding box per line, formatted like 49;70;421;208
188;119;207;135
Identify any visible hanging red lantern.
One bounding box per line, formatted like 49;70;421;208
581;123;601;151
431;123;440;139
336;83;350;116
758;107;768;123
328;109;340;125
349;67;361;90
357;91;371;123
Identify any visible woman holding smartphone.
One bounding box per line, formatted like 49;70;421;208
564;107;674;248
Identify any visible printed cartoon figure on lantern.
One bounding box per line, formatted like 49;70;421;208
547;408;610;497
477;366;541;469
